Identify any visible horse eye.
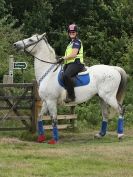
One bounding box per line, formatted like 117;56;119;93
29;39;34;42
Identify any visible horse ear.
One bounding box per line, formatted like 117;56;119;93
42;32;46;37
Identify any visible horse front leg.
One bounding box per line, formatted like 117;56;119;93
37;101;48;143
48;116;59;144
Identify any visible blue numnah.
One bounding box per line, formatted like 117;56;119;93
58;70;90;88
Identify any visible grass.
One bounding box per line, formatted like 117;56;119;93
0;129;133;177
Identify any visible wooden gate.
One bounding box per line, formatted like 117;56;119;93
0;82;36;132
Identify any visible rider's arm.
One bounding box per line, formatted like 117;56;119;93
63;39;81;61
63;48;79;60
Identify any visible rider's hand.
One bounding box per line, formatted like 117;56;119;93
58;57;64;64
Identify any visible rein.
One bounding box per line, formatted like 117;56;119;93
38;64;56;86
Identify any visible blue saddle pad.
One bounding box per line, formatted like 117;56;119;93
58;70;90;88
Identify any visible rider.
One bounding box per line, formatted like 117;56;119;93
62;23;84;103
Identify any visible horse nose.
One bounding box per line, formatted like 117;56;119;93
13;43;17;47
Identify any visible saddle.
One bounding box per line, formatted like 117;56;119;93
58;67;90;88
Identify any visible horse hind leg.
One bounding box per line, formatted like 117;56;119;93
117;103;125;139
105;96;125;140
115;66;127;139
95;99;109;138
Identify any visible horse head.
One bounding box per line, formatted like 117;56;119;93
13;33;56;62
13;33;46;52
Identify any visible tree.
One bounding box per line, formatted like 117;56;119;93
2;0;133;71
22;0;53;35
0;0;7;18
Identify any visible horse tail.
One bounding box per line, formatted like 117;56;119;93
113;66;128;104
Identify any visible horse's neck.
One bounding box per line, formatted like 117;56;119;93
33;40;56;82
34;60;48;82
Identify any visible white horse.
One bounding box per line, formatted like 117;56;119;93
13;33;127;144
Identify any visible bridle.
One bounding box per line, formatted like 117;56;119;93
21;34;62;85
22;35;59;64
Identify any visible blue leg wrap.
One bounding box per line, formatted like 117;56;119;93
117;117;124;134
100;121;107;136
53;126;59;141
38;120;45;135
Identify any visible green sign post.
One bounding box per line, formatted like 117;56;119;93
13;62;27;69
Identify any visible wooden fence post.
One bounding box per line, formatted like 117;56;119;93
70;105;77;129
31;80;39;133
3;55;14;84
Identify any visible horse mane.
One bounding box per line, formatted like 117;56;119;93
47;43;56;59
42;35;56;60
33;33;56;60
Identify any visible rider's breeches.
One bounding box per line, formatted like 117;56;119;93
63;61;84;98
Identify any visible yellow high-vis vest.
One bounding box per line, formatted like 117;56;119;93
64;39;83;64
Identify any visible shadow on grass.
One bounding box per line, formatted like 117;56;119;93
0;128;132;146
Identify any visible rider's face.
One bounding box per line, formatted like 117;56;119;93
69;31;77;39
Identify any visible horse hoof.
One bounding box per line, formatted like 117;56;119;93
118;133;124;140
94;133;102;139
37;134;46;143
48;139;58;144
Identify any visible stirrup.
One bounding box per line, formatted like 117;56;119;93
65;97;75;103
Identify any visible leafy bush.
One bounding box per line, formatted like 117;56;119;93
75;97;101;128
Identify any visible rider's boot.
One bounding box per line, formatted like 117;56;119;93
65;95;75;103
